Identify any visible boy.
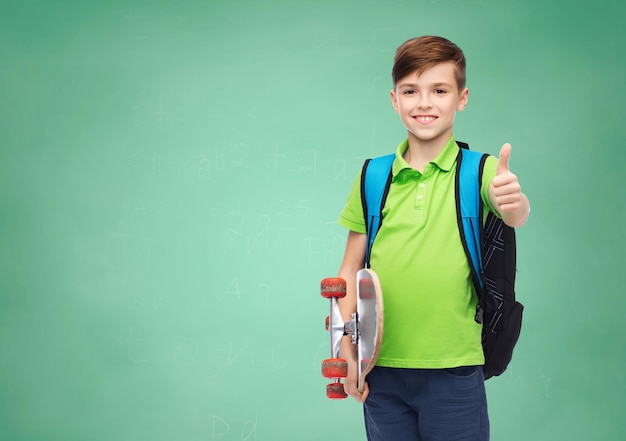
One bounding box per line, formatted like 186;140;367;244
336;36;530;440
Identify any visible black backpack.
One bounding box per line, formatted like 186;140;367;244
360;142;523;379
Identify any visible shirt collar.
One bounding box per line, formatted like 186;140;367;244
392;136;459;178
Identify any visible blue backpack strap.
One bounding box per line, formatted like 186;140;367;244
456;148;489;294
360;153;394;268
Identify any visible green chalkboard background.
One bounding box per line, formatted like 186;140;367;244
1;0;625;439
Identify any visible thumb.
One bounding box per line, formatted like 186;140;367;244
497;143;512;175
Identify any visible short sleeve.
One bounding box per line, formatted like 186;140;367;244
337;170;367;234
481;155;500;217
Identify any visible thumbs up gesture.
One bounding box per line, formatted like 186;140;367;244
489;143;530;227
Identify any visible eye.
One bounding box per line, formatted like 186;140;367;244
435;89;446;94
403;89;416;95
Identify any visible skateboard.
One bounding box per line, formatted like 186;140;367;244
320;268;384;399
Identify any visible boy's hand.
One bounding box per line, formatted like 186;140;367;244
489;143;529;227
343;359;369;403
491;143;521;214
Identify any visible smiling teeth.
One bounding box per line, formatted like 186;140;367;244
415;116;436;123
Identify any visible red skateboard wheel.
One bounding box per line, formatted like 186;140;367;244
325;315;330;331
321;278;346;299
321;358;348;378
326;382;348;399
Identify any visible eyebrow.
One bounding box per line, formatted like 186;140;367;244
398;82;454;89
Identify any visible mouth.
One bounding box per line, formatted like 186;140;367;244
413;115;438;124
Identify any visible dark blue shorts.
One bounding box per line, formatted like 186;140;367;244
363;366;489;441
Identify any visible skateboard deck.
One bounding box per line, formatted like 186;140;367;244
355;268;384;392
320;268;384;399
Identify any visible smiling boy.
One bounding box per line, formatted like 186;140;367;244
336;36;529;440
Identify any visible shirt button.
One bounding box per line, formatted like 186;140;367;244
417;195;424;200
419;183;426;188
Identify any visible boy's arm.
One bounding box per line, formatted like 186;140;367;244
337;230;368;403
488;143;530;228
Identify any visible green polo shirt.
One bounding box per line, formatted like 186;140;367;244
338;136;499;368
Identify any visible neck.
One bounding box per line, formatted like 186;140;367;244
404;136;448;172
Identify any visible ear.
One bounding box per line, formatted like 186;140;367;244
457;87;469;111
390;89;399;114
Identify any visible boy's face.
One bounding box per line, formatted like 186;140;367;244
390;62;468;148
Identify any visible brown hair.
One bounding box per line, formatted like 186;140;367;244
392;36;466;90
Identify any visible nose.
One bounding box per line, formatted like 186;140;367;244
417;94;432;109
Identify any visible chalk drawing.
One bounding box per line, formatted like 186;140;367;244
268;143;287;172
256;283;270;304
241;414;258;441
196;154;212;180
221;212;245;256
252;347;288;370
223;278;242;303
209;414;258;440
210;414;230;437
313;32;338;49
293;149;318;176
129;292;163;311
231;143;250;170
313;341;330;369
211;340;243;379
333;159;347;181
323;233;345;262
111;326;147;363
246;214;270;256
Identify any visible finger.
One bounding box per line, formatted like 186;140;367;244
497;200;521;214
491;174;520;193
352;382;369;403
497;143;512;175
360;381;370;402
